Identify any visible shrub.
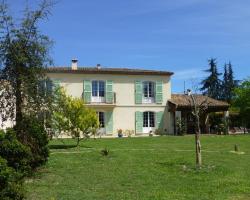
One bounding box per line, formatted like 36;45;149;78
0;129;32;175
0;157;24;200
154;128;168;136
176;117;187;136
117;129;123;137
124;129;134;137
16;116;49;169
100;147;109;156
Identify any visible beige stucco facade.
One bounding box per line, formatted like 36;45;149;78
47;72;174;136
0;117;15;130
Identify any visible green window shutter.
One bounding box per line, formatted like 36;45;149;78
155;81;163;104
105;111;113;134
156;111;164;129
135;80;142;104
135;111;143;133
83;80;91;103
106;80;113;103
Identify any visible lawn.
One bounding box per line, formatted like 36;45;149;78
25;135;250;200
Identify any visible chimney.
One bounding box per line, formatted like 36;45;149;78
71;59;78;70
96;64;101;69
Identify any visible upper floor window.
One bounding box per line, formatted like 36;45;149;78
92;80;105;97
143;81;155;103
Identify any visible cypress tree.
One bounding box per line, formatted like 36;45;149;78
220;61;237;102
227;62;236;102
200;58;221;99
221;63;229;101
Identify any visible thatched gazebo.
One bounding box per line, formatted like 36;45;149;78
168;94;230;134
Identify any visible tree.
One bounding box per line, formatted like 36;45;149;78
0;0;54;136
233;78;250;130
52;88;98;146
185;77;209;168
186;87;209;168
227;62;237;101
200;58;221;99
221;62;237;102
221;63;228;101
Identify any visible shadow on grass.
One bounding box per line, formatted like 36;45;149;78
49;144;77;149
49;144;94;150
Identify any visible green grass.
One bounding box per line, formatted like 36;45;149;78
25;135;250;200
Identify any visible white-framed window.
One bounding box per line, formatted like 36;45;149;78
143;111;155;133
97;112;105;128
143;112;155;128
92;80;105;97
92;80;105;102
143;81;155;103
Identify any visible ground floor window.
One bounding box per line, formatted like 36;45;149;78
97;112;105;128
143;111;155;127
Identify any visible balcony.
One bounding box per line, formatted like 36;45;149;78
142;97;155;104
85;92;116;107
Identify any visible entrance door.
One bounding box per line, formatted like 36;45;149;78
97;112;105;135
143;111;155;133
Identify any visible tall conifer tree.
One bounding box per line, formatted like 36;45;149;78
200;58;221;99
221;62;236;102
221;63;229;100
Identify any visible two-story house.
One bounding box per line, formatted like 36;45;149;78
47;60;174;135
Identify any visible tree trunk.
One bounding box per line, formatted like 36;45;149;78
76;132;80;147
195;115;202;168
205;113;210;134
15;71;23;139
15;78;23;126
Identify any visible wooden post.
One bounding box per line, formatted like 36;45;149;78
173;111;176;135
224;111;229;134
205;113;210;134
175;111;182;135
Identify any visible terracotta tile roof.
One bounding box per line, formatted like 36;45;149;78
169;94;230;108
46;67;174;76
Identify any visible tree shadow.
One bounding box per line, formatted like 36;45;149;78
79;144;93;149
49;144;77;149
49;144;93;150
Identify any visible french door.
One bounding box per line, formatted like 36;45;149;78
143;111;155;133
92;80;105;102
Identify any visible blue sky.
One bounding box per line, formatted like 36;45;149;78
11;0;250;93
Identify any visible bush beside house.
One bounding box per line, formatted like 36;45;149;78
0;157;24;200
0;117;49;199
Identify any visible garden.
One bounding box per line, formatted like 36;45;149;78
24;135;250;200
0;1;250;199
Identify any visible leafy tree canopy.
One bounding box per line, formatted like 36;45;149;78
0;0;54;131
52;88;99;146
233;78;250;128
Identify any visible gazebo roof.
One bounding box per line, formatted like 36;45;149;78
168;94;230;111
